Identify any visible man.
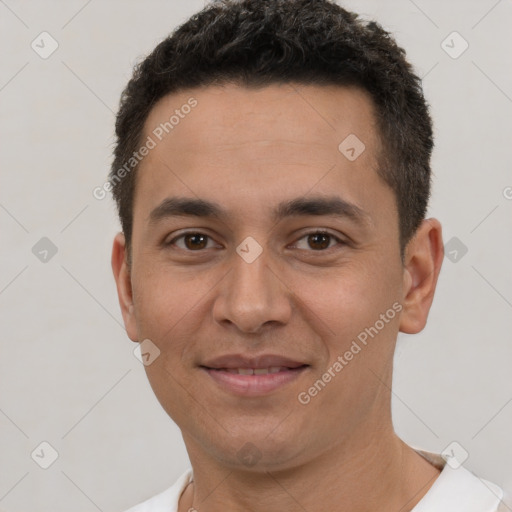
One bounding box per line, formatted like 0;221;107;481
110;0;505;510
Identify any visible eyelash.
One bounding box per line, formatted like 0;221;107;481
165;230;346;252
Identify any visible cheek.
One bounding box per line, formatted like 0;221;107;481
131;263;207;333
296;263;401;345
131;268;212;422
130;263;226;379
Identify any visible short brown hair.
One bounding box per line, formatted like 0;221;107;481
110;0;433;257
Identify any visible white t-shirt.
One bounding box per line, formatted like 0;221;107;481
124;450;505;512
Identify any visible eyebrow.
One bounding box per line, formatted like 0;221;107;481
148;195;372;227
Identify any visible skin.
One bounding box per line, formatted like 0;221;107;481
112;83;444;512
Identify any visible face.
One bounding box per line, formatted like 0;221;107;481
112;83;442;471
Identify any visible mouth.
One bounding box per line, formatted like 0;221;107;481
199;355;310;396
206;366;306;375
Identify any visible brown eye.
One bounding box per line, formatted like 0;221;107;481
183;233;208;250
293;230;344;251
167;232;216;251
307;232;331;250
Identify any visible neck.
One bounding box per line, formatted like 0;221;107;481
179;427;441;512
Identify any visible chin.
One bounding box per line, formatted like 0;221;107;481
202;428;309;472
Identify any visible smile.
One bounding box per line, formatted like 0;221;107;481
210;366;292;375
201;364;309;396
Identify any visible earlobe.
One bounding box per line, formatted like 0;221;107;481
399;219;444;334
111;232;139;342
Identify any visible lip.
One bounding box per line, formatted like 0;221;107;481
201;354;306;369
200;354;309;397
201;366;309;396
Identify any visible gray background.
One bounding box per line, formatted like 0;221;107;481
1;0;511;511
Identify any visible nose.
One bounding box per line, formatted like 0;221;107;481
212;247;292;334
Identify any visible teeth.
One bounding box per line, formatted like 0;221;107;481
215;367;292;374
235;367;286;375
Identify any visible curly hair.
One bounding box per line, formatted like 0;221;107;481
110;0;433;257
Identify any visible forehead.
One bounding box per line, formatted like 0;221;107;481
134;83;389;224
143;82;380;156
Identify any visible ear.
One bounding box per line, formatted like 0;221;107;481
399;218;444;334
111;232;138;342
